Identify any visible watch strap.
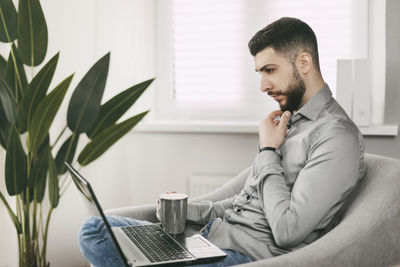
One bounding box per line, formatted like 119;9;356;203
259;146;276;153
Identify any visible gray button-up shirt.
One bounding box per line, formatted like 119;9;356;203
187;84;366;260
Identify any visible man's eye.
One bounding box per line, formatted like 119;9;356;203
265;69;274;74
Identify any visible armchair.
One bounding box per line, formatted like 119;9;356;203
106;153;400;266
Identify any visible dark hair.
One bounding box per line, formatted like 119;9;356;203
248;17;320;72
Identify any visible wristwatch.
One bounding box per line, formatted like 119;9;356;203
259;146;276;153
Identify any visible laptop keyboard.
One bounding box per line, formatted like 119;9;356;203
121;224;194;263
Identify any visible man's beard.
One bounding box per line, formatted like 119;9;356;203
279;69;306;113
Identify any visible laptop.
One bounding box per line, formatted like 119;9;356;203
65;163;226;266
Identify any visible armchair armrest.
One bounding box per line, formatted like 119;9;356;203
105;166;252;222
190;166;251;203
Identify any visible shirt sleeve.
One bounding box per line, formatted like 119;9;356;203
258;122;364;248
187;197;236;224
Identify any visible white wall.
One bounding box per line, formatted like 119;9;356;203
0;0;259;266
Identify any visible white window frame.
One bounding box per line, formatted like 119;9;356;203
142;0;398;136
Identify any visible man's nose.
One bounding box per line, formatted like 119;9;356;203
260;76;272;92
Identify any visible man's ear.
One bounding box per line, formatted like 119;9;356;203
296;52;312;75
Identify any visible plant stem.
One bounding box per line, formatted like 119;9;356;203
0;190;21;233
32;188;38;246
16;194;26;266
28;153;40;259
51;125;67;149
18;233;22;267
36;203;43;265
25;151;33;266
41;207;54;267
39;204;44;240
24;189;31;266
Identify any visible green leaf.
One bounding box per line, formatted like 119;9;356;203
0;75;17;123
0;104;10;148
29;146;49;202
17;0;48;66
0;54;6;75
48;151;59;208
0;76;15;148
18;53;59;132
5;44;28;99
0;62;14;148
0;0;17;42
5;125;27;196
67;53;110;134
87;78;154;139
28;74;73;151
78;111;149;166
55;134;79;174
37;134;49;156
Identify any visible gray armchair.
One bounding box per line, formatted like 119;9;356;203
106;153;400;266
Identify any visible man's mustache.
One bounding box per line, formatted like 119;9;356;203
267;91;289;96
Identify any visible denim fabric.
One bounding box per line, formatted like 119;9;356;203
78;215;253;267
201;218;216;238
78;215;151;267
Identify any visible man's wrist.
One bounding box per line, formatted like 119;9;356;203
259;146;277;153
259;140;280;149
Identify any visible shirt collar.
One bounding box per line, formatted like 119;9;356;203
295;84;332;122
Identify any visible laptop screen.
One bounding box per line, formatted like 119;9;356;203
65;162;130;267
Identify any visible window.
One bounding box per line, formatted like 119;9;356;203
155;0;363;122
149;0;397;136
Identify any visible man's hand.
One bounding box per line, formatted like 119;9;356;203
259;110;292;149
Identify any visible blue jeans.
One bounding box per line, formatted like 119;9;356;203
78;215;254;267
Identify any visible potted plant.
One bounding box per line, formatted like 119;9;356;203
0;0;153;266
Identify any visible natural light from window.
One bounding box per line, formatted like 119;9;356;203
171;0;354;121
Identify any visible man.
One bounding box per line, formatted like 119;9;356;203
78;17;366;267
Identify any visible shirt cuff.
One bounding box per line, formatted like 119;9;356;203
255;150;283;175
187;201;212;223
187;203;199;221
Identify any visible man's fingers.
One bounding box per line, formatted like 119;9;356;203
156;199;161;221
268;110;283;119
278;111;292;128
156;206;161;221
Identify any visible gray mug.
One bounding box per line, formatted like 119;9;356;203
159;193;188;234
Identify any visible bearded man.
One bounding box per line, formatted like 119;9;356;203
78;17;366;267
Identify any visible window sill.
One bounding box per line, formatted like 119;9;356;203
134;120;399;136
